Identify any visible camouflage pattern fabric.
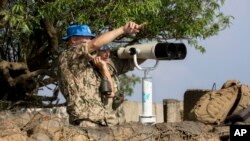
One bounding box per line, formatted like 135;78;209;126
189;80;250;125
189;85;239;124
58;44;135;127
231;84;250;115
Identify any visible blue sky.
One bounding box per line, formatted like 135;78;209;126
126;0;250;103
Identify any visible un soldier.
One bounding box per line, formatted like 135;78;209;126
58;21;145;127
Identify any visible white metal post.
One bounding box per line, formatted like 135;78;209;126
132;52;158;124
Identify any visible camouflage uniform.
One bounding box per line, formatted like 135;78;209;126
58;44;135;127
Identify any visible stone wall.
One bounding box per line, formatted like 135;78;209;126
12;100;181;124
0;109;225;141
12;99;183;124
123;100;183;123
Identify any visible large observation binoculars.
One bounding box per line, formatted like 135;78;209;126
117;42;186;60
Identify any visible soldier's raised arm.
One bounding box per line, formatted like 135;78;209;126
87;21;144;53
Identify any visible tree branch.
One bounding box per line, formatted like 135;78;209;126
0;60;52;87
43;19;58;52
0;0;8;28
0;0;7;10
12;69;51;86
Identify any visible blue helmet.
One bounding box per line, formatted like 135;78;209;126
62;24;95;41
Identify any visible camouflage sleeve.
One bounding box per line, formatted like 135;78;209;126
70;43;93;63
58;44;93;97
59;44;93;67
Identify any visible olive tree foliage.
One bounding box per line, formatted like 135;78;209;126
0;0;232;108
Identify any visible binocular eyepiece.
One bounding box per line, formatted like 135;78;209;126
117;42;186;60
